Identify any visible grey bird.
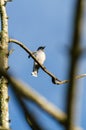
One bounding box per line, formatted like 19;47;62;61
31;46;46;77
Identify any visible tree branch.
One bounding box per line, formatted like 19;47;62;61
9;38;86;85
0;0;9;128
9;38;61;84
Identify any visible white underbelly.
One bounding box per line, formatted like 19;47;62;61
36;51;46;64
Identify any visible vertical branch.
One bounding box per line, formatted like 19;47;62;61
0;0;9;129
66;0;83;130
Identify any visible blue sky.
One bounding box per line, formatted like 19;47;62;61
6;0;86;130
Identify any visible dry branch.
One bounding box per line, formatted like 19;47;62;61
9;38;86;85
9;38;61;84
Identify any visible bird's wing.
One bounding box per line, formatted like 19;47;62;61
28;51;37;58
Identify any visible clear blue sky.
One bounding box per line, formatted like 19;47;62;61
7;0;86;130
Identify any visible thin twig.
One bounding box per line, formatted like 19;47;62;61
9;38;61;84
9;38;86;85
59;74;86;85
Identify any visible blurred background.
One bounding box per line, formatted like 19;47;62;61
7;0;86;130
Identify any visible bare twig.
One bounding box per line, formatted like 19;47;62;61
9;38;86;85
0;70;67;124
59;74;86;84
9;38;61;84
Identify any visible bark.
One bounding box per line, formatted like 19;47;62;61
0;0;9;129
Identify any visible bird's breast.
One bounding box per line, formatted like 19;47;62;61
36;51;46;64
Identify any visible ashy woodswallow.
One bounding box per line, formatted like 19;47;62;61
31;46;46;77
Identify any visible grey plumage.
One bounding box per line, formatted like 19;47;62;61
31;46;46;77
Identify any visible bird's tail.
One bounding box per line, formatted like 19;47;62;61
31;62;40;77
31;71;38;77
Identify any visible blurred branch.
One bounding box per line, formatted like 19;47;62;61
0;70;67;125
14;94;45;130
0;126;10;130
9;38;86;85
15;96;83;130
59;74;86;84
66;0;83;130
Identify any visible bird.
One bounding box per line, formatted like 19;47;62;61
30;46;46;77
